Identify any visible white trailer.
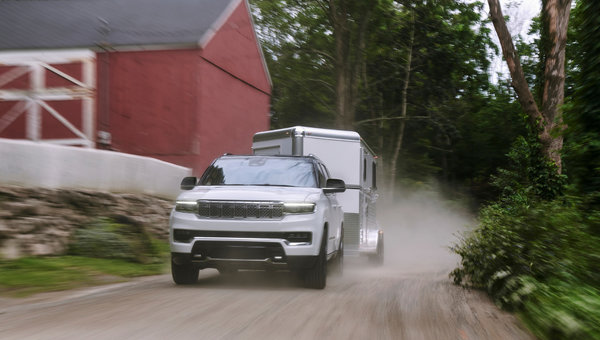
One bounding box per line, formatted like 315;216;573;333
253;126;383;262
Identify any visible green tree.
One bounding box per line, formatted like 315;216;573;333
251;0;337;127
251;0;391;130
357;1;501;195
564;0;600;199
251;0;522;201
488;0;572;172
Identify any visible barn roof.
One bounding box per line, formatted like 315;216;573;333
0;0;244;50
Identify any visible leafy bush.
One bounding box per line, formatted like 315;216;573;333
451;197;600;339
68;217;164;264
452;199;599;290
490;135;566;205
520;278;600;340
451;132;600;339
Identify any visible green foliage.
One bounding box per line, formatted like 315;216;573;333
452;86;527;201
68;217;164;264
491;134;567;205
451;197;600;339
451;197;599;288
360;0;498;186
0;255;168;297
520;279;600;340
563;0;600;198
452;144;599;340
451;51;600;336
250;0;338;127
251;0;510;196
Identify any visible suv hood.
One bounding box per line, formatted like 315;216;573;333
177;186;322;203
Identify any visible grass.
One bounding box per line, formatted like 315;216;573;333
0;255;169;298
0;216;172;298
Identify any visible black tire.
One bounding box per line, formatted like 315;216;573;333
304;231;327;289
171;257;199;285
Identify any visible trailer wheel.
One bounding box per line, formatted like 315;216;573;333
304;231;327;289
369;235;384;266
171;257;199;284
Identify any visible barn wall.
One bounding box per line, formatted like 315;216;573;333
99;45;270;176
186;0;271;175
201;0;271;95
193;58;270;174
99;49;199;164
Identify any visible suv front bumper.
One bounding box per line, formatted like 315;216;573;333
169;210;324;270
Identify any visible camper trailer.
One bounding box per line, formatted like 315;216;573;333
253;126;383;263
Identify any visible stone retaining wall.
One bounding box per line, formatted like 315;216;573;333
0;186;173;259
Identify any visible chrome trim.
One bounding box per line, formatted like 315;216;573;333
253;126;361;143
292;129;303;155
191;236;305;245
195;200;284;220
197;200;282;205
191;257;290;268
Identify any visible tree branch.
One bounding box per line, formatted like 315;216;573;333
487;0;542;128
354;115;430;127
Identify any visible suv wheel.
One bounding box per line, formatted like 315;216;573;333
171;257;199;284
304;231;327;289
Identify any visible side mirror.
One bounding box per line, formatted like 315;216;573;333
180;177;197;190
323;178;346;194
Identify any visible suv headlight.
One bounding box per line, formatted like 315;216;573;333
175;200;198;213
283;202;316;214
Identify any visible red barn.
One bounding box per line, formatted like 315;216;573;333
0;0;271;174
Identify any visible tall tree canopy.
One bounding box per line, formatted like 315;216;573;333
251;0;515;200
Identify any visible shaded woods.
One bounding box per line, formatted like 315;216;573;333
250;0;600;339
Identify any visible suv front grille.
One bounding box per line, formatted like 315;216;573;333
197;201;283;219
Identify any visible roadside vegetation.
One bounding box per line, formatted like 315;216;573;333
451;1;600;339
250;0;599;338
451;135;600;339
0;217;169;298
2;1;597;338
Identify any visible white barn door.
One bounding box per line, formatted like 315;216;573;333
0;49;96;147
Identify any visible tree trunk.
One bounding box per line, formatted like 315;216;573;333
329;0;373;130
487;0;570;172
540;0;571;171
389;12;414;200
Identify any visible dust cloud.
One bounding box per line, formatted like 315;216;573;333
377;189;475;275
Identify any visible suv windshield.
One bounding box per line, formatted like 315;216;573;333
200;157;317;188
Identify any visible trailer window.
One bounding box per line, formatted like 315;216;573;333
363;159;367;182
372;161;377;189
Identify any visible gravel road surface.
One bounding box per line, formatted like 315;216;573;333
0;193;535;340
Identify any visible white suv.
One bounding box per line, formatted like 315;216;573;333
169;155;345;289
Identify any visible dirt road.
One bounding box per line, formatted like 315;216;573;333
0;192;535;340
